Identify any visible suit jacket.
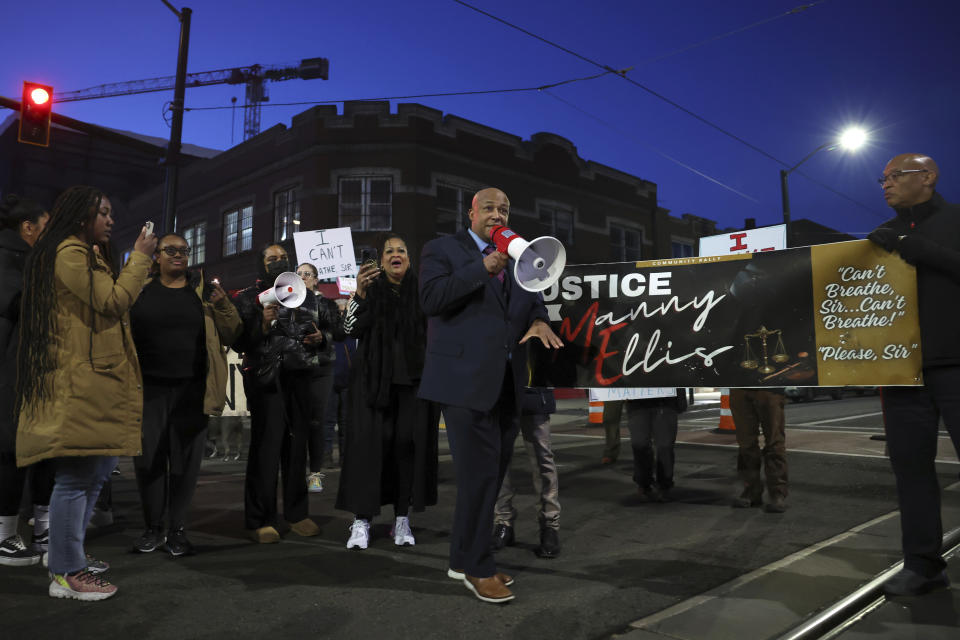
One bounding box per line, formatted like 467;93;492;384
418;230;549;413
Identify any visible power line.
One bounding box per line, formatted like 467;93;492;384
452;0;824;167
182;70;617;111
542;90;759;203
452;0;884;218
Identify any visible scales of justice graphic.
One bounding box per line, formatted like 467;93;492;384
739;325;790;374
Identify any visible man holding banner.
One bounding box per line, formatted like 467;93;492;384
868;153;960;597
418;187;562;604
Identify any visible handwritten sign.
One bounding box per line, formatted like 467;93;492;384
530;240;921;388
293;227;358;279
337;276;357;296
589;388;676;401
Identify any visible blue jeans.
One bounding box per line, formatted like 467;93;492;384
48;456;116;575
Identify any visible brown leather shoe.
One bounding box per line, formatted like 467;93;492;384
463;574;514;603
289;518;321;536
251;526;280;543
447;568;514;586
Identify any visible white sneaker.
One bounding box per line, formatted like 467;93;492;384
390;516;415;546
346;519;369;550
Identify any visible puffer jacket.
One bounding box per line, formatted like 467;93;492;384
232;281;344;377
16;237;152;466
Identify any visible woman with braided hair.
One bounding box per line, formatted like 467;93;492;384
15;186;157;601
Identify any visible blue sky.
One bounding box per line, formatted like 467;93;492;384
3;0;958;236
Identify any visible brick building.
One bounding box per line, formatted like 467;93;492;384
118;101;717;291
0;113;216;222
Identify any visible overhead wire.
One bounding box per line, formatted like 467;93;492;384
452;0;884;218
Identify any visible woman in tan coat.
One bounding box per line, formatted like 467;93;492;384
16;186;157;601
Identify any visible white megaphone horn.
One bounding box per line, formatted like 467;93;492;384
258;272;308;308
490;226;566;292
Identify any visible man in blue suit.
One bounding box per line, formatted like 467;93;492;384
419;187;563;603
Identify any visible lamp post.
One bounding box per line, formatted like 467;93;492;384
780;127;867;247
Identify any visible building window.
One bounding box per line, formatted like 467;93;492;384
671;241;694;258
339;176;392;231
223;205;253;256
539;204;574;246
436;183;471;235
182;221;207;265
273;186;300;242
611;225;643;261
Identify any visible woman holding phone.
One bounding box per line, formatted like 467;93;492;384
129;233;241;557
16;186;157;601
336;233;439;550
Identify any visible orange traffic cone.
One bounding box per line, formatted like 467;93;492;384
716;388;736;433
588;400;604;425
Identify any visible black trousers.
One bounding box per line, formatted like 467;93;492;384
133;379;207;531
244;370;314;529
625;403;678;491
443;369;518;578
0;452;55;516
882;365;960;577
306;373;334;473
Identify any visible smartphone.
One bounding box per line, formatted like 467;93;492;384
144;221;155;237
360;248;378;268
202;278;221;302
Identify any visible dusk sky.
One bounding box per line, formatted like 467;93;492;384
3;0;958;238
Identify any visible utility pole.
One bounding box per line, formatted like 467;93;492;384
160;1;192;235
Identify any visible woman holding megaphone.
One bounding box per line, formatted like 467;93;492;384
336;233;440;550
233;243;343;544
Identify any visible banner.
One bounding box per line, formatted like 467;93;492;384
293;227;358;279
530;240;922;389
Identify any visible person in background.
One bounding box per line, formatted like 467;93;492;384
491;387;561;559
626;389;687;503
336;233;439;550
323;297;356;469
233;244;339;543
600;400;624;465
867;153;960;597
729;388;788;513
130;233;241;556
0;194;50;567
16;186;156;601
295;262;342;493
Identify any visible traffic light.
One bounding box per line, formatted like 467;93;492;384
18;81;54;147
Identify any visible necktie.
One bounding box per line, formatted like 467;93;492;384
482;245;506;284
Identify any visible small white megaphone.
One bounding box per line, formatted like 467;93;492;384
490;225;566;292
258;272;308;308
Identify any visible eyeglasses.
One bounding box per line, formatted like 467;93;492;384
877;169;928;185
296;271;316;278
161;246;190;257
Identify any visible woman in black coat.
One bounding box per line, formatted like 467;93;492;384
335;233;439;550
0;195;51;566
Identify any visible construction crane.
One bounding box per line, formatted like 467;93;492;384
54;57;329;141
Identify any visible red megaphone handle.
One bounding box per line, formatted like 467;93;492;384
490;225;514;253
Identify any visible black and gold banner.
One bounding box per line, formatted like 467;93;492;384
530;240;922;388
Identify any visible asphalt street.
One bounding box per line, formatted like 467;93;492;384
3;394;959;640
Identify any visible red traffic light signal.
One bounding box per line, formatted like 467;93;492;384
19;81;54;147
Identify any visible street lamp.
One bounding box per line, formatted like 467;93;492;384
780;126;867;246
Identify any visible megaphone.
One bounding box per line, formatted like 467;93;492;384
490;225;566;292
258;272;308;308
